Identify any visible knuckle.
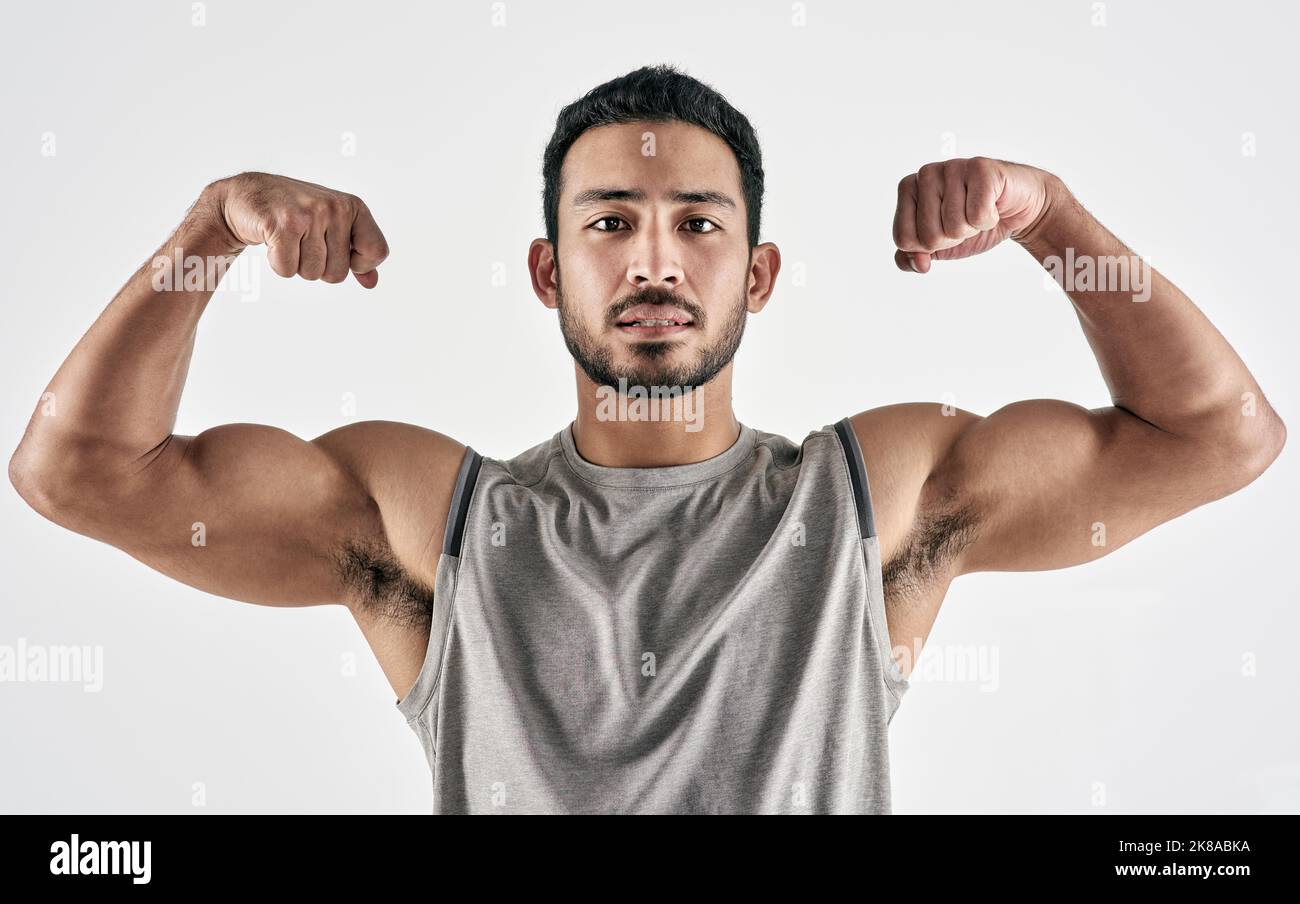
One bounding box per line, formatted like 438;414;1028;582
916;225;944;249
917;163;941;184
277;208;309;233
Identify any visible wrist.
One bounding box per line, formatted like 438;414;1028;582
180;178;246;256
1011;171;1070;251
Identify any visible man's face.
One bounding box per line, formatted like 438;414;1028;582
538;120;767;390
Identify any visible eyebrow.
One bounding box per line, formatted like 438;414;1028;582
571;187;737;211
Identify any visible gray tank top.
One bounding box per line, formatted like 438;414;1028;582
395;417;909;813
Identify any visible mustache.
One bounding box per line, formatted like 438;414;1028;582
607;286;704;326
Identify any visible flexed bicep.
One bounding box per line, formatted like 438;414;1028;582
928;399;1265;576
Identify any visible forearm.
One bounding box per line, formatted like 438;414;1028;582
15;185;240;477
1014;176;1283;454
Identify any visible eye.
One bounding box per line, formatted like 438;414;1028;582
684;217;719;234
590;216;629;232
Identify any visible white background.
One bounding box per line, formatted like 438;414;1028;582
1;0;1295;813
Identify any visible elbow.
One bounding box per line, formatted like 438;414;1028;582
9;437;121;526
10;440;75;523
10;443;52;520
1179;404;1286;500
1255;411;1287;473
1218;410;1286;489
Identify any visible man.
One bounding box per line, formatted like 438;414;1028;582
9;64;1285;814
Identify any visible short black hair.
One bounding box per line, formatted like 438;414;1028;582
542;64;765;250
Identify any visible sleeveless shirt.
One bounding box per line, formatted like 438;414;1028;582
395;417;909;813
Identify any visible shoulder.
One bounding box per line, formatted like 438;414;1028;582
489;430;564;488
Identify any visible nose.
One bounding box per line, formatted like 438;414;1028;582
626;218;684;289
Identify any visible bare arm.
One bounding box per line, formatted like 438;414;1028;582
5;173;451;608
883;157;1285;577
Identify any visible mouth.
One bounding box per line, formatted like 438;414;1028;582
614;304;696;338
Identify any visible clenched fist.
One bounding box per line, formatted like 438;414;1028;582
892;157;1057;273
201;172;389;288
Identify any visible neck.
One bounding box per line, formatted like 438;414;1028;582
570;362;740;468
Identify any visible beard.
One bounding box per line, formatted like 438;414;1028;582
556;273;748;392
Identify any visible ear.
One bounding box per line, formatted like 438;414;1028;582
529;238;558;310
746;242;781;314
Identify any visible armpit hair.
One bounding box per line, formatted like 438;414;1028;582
882;494;982;600
333;538;435;629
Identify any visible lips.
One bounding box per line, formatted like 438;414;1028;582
615;304;695;327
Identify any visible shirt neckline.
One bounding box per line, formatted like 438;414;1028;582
558;420;757;488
